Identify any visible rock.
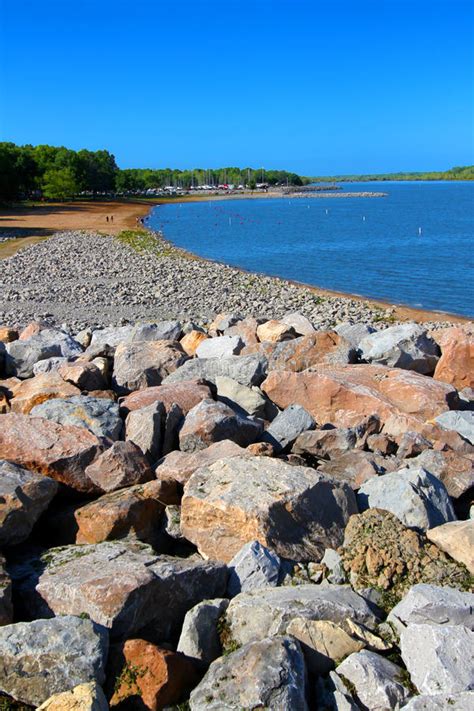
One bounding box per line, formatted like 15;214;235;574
357;467;456;531
196;334;243;358
179;399;263;452
426;520;474;573
359;323;440;374
0;460;58;546
74;327;93;348
112;340;188;394
215;375;267;417
177;598;229;665
0;327;18;343
400;623;474;694
433;324;474;390
227;540;282;596
256;319;296;343
225;585;379;646
0;555;12;625
5;328;83;378
162;353;267;387
401;691;474;709
408;448;474;499
434;410;474;445
125;401;164;464
293;426;357;459
281;311;315;336
287;618;364;674
155;439;247;487
387;583;474;634
19;320;47;340
335;322;377;348
0;616;108;707
120;380;213;415
262;363;458;427
181;456;357;563
180;329;208;355
319;450;385;489
315;670;360;710
30;395;123;441
84;441;154;493
321;548;347;584
37;682;108;711
109;638;196;709
89;325;134;349
12;541;227;640
262;404;315;453
341;509;472;608
189;636;308;711
130;320;182;342
210;312;242;332
10;372;81;414
225;316;259;347
33;356;70;375
396;430;432;459
58;361;106;391
246;440;274;455
336;650;412;710
251;331;357;372
0;413;104;493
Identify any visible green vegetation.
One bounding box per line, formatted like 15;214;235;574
311;165;474;182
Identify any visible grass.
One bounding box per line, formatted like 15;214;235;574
115;228;180;258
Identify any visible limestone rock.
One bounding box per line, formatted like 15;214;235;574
0;460;58;546
162;353;267;387
0;616;108;707
196;334;243;358
120;380;213;415
89;325;134;349
125;401;164;464
293;426;357;459
181;456;357;562
336;650;412;709
84;441;154;493
31;395;123;441
32;356;69;375
155;439;247;487
112;340;188;394
434;410;474;445
426;520;474;573
5;328;83;378
180;329;208;355
321;548;347;584
58;361;106;391
433;324;474;390
358;323;440;374
10;372;80;414
227;540;282;596
215;375;267;417
281;311;315;336
315;670;360;710
319;450;385;489
177;598;229;665
387;583;474;634
179;399;262;452
262;403;315;453
37;682;108;711
287;618;364;674
189;636;308;711
401;691;474;709
130;320;182;342
408;448;474;499
335;322;377;348
225;316;259;347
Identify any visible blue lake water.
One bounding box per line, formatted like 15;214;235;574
146;181;474;317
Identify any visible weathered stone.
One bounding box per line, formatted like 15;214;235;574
179;399;263;452
336;650;412;709
162;353;267;387
125;401;164;464
32;356;69;375
262;404;315;453
74;327;93;348
357;467;456;531
0;327;18;343
249;331;357;372
5;328;83;378
319;450;385;489
434;410;474;445
181;456;357;563
0;460;58;546
215;375;267;417
293;426;357;459
112;340;188;394
287;618;364;674
210;312;242;332
315;670;359;710
58;361;106;391
0;555;12;626
387;583;474;634
130;320;182;342
196;334;243;358
19;320;47;340
335;322;377;348
400;623;474;694
180;329;208;355
225;316;259;347
89;325;134;349
246;440;274;456
155;439;247;487
0;616;108;707
10;372;80;414
120;379;213;415
433;324;474;390
0;413;104;493
401;691;474;709
396;430;432;459
189;636;308;711
37;682;108;711
257;319;296;342
84;441;153;493
31;395;123;441
321;548;347;584
426;520;474;573
281;311;316;336
227;540;282;596
359;323;440;374
177;598;229;665
408;448;474;499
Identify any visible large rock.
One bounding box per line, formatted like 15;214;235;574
33;356;69;376
433;324;474;390
10;372;81;414
179;399;263;452
387;584;474;634
0;460;58;546
287;618;364;674
426;520;474;573
227;540;282;596
281;311;316;336
130;320;182;342
125;401;164;464
408;448;474;499
262;404;315;452
119;379;213;415
0;616;108;707
358;323;440;374
401;691;474;709
257;319;296;342
215;375;267;417
89;325;134;349
319;450;386;489
196;334;243;358
247;331;357;372
84;440;153;492
400;624;474;694
155;439;247;487
112;340;188;394
5;328;83;378
189;636;308;711
262;363;458;427
0;327;18;344
162;353;267;387
31;395;123;441
177;598;229;665
58;360;106;391
180;329;208;355
11;541;227;639
315;670;360;710
357;467;456;531
335;322;377;348
336;650;412;710
0;413;104;493
37;682;108;711
181;456;357;563
434;410;474;445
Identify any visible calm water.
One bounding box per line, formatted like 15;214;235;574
147;181;474;317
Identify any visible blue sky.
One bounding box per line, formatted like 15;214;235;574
1;0;473;174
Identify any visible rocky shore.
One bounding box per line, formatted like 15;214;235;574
0;310;473;709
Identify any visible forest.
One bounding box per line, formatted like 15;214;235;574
311;166;474;182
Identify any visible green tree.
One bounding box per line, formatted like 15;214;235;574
41;167;79;200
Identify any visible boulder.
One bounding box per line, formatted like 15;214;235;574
0;555;12;625
357;467;456;531
227;540;282;596
0;460;58;546
426;520;474;573
358;323;440;374
318;450;385;489
400;624;474;694
281;311;315;336
125;401;164;464
180;329;208;355
249;331;357;372
0;327;18;343
225;316;259;347
293;426;357;459
401;692;474;709
89;325;134;349
177;598;229;666
181;456;357;562
84;441;154;493
433;324;474;390
0;413;104;493
335;322;377;348
179;399;263;452
287;618;364;674
112;340;188;394
189;636;308;711
155;439;247;487
387;584;474;634
315;670;360;710
262;404;315;453
257;319;296;342
336;650;412;709
5;328;83;378
434;410;474;445
321;548;347;584
408;448;474;499
30;395;123;441
19;320;48;339
120;379;213;415
37;682;108;711
33;356;69;375
196;334;243;358
0;616;108;707
215;375;267;417
58;361;106;391
130;320;182;342
10;372;80;414
162;353;267;387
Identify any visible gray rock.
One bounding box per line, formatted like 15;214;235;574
189;635;308;710
262;403;315;453
293;426;357;459
130;320;182;342
211;313;242;332
112;340;188;394
225;584;380;646
401;691;474;709
30;395;123;441
336;650;412;710
315;671;359;710
434;410;474;445
215;375;267;417
400;623;474;694
89;325;134;349
281;311;316;336
227;540;282;596
177;598;229;666
196;335;243;358
32;356;69;375
387;584;474;634
125;401;165;464
162;353;268;387
163;505;184;540
358;323;439;374
6;328;83;378
0;555;12;625
335;322;377;348
0;460;58;546
0;615;108;707
357;466;456;531
322;548;348;584
179;399;263;452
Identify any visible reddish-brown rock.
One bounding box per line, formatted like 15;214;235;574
179;399;262;452
84;440;154;493
112;340;188;394
10;372;81;414
120;380;213;415
19;321;46;340
432;324;474;390
0;327;18;343
180;330;208;355
243;331;354;371
156;439;248;486
58;361;106;391
226;317;259;347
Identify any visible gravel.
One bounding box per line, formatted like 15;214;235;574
0;230;456;332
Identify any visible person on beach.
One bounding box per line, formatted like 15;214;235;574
110;215;113;223
106;216;109;222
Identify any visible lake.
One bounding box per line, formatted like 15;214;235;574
146;181;474;317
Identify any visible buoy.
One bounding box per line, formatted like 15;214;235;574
363;216;366;221
418;227;422;235
325;209;329;215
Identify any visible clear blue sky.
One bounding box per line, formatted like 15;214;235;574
1;0;473;174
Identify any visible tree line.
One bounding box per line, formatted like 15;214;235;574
0;142;307;202
311;166;474;182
